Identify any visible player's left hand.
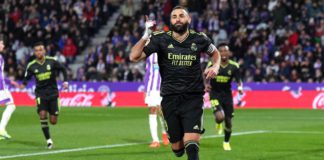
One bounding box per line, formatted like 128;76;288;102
204;66;219;80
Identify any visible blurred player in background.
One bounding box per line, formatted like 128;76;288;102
130;6;220;160
144;53;169;148
0;36;16;140
21;42;68;149
205;43;243;151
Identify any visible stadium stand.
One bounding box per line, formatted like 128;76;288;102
81;0;324;82
0;0;323;83
0;0;118;81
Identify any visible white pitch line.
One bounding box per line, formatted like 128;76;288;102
203;130;269;139
270;131;324;134
0;130;265;159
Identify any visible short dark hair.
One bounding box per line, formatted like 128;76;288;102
172;5;189;13
217;42;229;49
33;41;45;48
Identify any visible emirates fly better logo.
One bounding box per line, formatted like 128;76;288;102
312;93;324;109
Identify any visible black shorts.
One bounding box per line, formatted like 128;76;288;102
36;97;60;116
161;93;204;143
209;92;234;118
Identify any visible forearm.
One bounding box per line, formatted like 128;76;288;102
211;50;221;69
62;68;68;82
129;39;147;62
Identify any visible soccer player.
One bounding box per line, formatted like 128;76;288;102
0;36;16;140
21;42;68;149
144;53;169;148
130;6;220;160
205;43;243;151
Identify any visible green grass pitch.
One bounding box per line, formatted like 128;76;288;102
0;107;324;160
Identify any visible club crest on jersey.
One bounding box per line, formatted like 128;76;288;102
34;69;39;73
228;70;232;75
191;43;197;51
47;64;51;70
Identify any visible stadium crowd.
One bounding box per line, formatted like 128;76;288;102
1;0;324;83
80;0;324;83
0;0;118;81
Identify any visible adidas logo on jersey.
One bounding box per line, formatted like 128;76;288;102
168;44;174;48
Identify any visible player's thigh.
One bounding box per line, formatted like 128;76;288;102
36;97;49;114
48;98;60;116
181;94;204;134
161;95;184;143
209;92;223;112
223;95;234;118
145;91;161;107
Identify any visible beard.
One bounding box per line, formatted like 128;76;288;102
170;22;189;35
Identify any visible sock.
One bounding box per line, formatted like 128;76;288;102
185;141;199;160
158;115;166;134
0;104;16;131
149;114;159;142
40;119;51;140
224;128;232;142
47;138;53;144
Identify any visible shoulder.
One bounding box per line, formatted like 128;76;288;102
229;60;239;69
190;30;212;43
151;31;167;39
190;30;208;38
26;60;37;69
152;31;165;36
45;56;58;62
148;31;167;43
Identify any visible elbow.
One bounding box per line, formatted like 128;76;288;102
129;54;138;62
129;50;142;62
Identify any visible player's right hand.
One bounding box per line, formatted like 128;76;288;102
204;66;219;80
204;84;212;92
142;15;156;40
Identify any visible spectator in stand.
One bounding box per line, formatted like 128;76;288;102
62;38;77;63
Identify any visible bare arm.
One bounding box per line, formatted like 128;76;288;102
205;48;221;80
129;39;147;62
129;16;155;62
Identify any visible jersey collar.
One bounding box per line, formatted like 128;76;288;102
36;57;46;65
171;31;190;43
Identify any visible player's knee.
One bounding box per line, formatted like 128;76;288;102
50;117;57;125
172;148;185;157
50;120;57;125
215;111;224;123
184;141;199;156
149;107;157;114
225;118;232;129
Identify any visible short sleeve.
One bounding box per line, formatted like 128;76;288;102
143;35;160;57
201;33;216;55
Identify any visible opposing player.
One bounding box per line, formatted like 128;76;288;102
21;42;68;149
205;43;243;151
0;36;16;140
144;53;169;148
130;6;220;160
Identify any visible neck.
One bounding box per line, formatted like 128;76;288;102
37;56;45;63
172;29;189;42
221;60;228;66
